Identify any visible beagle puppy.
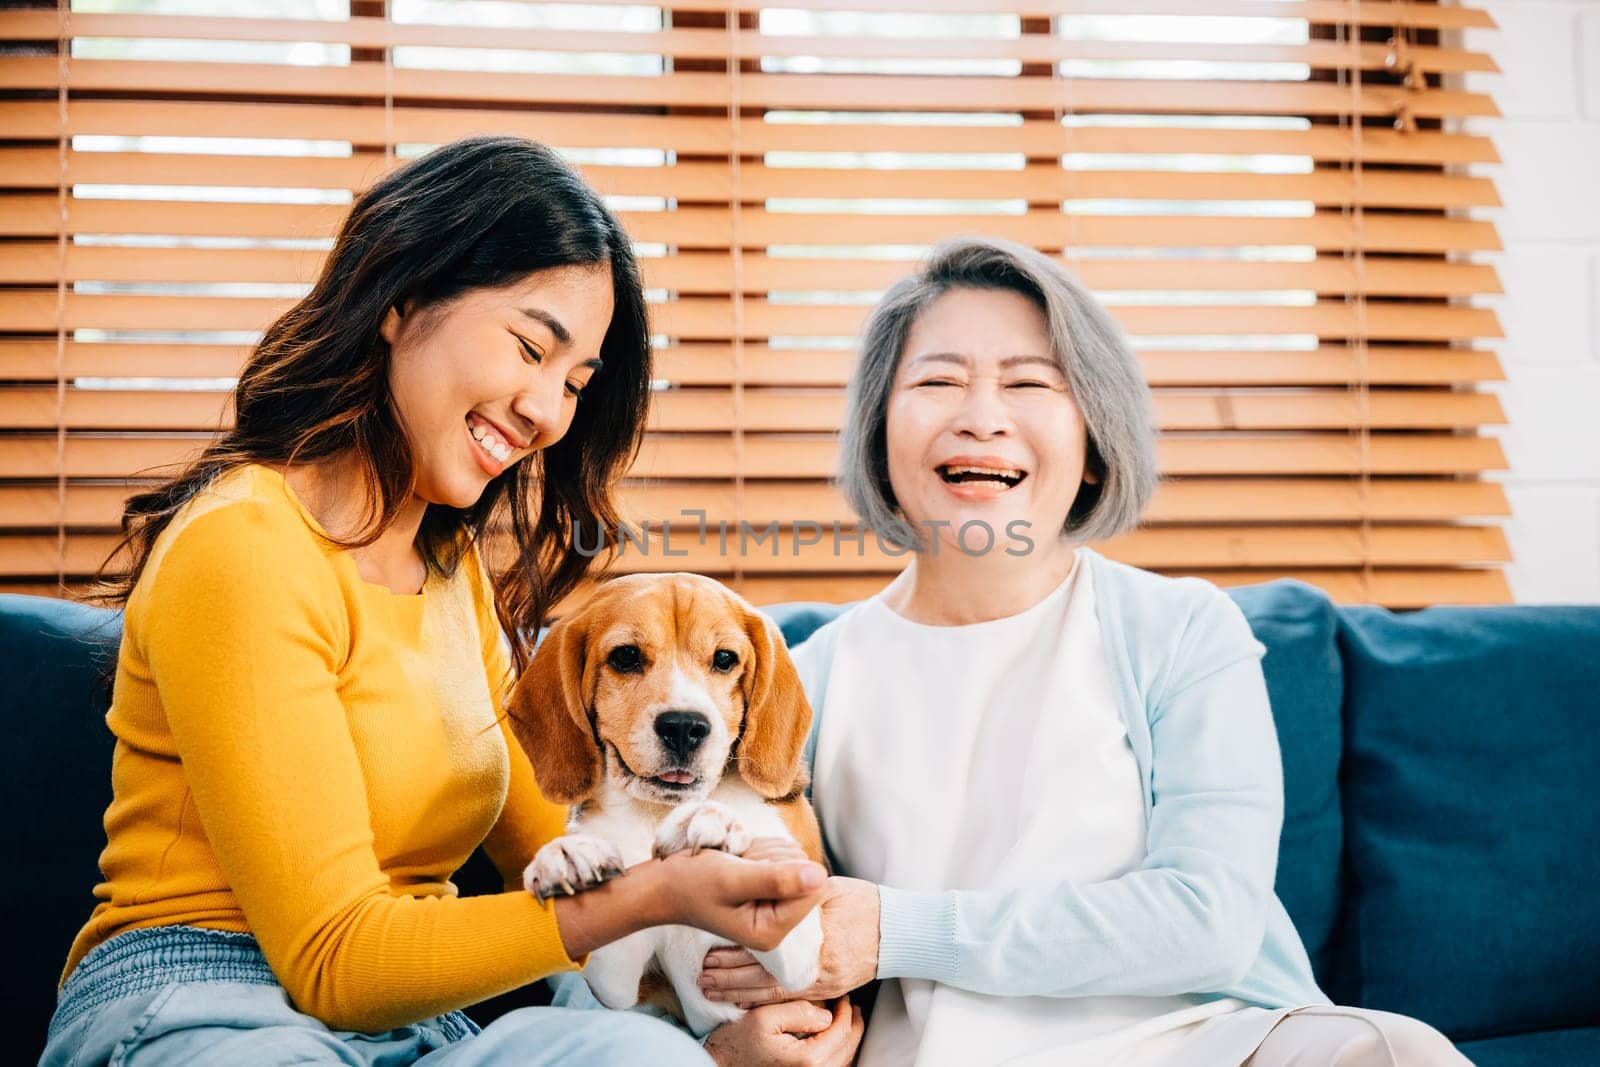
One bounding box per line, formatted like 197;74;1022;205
505;572;824;1036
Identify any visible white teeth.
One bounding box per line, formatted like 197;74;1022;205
944;465;1024;480
468;418;514;463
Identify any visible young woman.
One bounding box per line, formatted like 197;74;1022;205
39;136;825;1067
694;237;1472;1067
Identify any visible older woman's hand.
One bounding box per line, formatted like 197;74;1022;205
704;997;864;1067
700;875;880;1007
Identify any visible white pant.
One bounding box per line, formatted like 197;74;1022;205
1072;1002;1473;1067
1244;1007;1472;1067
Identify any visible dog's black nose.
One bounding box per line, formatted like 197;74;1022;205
655;711;711;759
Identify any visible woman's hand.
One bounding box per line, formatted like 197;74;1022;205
700;876;880;1007
740;837;813;866
657;843;828;952
704;996;864;1067
552;838;825;959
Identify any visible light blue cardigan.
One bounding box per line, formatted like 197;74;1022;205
791;548;1330;1010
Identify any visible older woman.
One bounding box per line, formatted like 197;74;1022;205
695;237;1470;1066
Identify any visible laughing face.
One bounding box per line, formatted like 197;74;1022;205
381;263;614;510
885;285;1096;552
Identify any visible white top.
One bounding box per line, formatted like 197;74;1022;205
809;549;1251;1066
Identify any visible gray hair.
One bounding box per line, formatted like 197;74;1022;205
838;235;1157;551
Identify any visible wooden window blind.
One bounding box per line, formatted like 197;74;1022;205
1;0;1510;608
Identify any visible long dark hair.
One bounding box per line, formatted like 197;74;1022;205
97;135;651;674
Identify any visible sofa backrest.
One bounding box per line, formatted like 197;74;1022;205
1334;602;1600;1041
1222;582;1347;986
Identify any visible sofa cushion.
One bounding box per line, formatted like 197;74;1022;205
1338;604;1600;1040
1455;1027;1600;1067
1226;581;1347;989
2;594;122;1055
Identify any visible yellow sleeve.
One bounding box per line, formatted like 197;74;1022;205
482;717;572;893
141;505;578;1033
467;553;571;893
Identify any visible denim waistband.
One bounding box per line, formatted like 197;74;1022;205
51;925;479;1044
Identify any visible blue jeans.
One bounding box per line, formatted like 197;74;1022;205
39;926;711;1066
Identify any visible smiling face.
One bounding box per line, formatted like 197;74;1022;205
885;285;1096;552
382;263;614;510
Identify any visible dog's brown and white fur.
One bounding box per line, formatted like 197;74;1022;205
505;572;825;1037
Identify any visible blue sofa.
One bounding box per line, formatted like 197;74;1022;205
7;583;1598;1063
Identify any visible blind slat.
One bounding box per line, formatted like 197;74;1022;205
0;386;1504;434
4;195;1501;255
634;0;1498;29
0;522;1509;579
0;293;1504;342
1;11;1499;77
0;341;1506;388
0;478;1511;530
3;150;1504;211
0;432;1508;481
1;99;1502;166
0;568;1509;611
1;59;1500;121
2;244;1505;299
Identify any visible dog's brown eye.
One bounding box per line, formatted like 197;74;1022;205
711;649;738;673
607;645;643;673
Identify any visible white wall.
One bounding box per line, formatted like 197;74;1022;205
1465;3;1600;602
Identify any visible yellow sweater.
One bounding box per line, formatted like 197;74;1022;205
62;464;578;1032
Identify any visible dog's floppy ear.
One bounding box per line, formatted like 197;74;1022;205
734;605;812;799
506;609;602;804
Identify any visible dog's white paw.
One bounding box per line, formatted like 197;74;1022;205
753;907;823;993
653;801;752;860
522;833;625;902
